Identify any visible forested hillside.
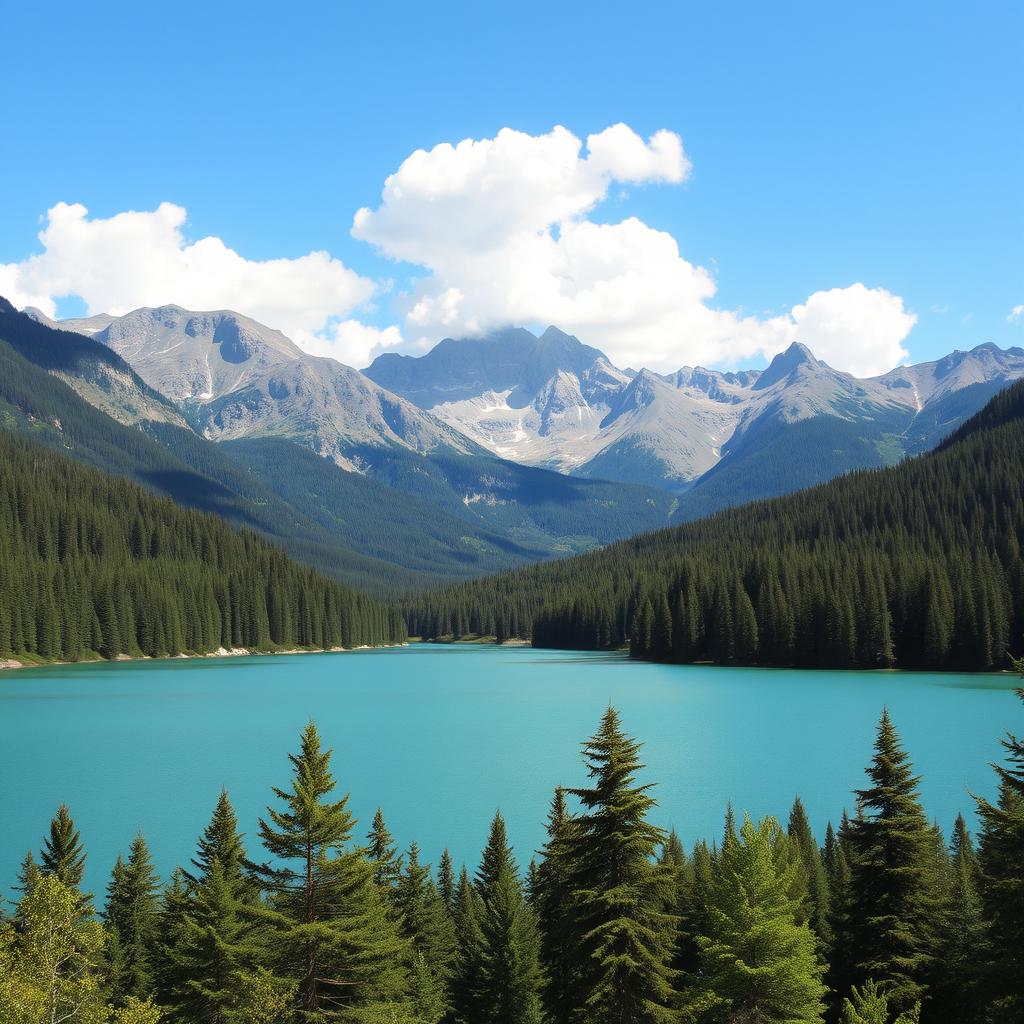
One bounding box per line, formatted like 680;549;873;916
0;434;404;663
405;381;1024;671
3;698;1022;1023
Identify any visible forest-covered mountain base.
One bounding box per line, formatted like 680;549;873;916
3;688;1023;1024
0;433;405;664
404;381;1024;673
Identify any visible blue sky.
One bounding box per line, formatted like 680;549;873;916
1;1;1021;374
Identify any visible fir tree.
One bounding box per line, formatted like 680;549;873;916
473;812;544;1024
438;848;456;917
697;813;826;1024
787;796;831;949
40;803;87;890
247;721;410;1021
186;788;246;886
840;710;941;1013
839;979;920;1024
563;707;678;1023
394;843;457;1023
168;857;263;1023
451;867;486;1024
104;833;161;1004
535;788;579;1024
366;807;403;895
975;686;1024;1021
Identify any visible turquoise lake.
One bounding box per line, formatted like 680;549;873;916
1;644;1020;902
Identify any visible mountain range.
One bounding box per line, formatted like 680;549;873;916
13;298;1024;585
366;327;1024;512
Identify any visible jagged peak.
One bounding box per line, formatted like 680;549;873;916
752;341;820;391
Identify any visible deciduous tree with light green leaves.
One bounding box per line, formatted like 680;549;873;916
0;874;108;1024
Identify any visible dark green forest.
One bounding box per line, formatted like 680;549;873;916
0;433;405;663
404;381;1024;672
3;694;1023;1023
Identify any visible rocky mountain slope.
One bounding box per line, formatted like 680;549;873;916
366;327;1024;506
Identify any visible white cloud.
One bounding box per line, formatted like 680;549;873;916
0;201;403;368
353;124;915;376
300;319;405;367
791;285;915;378
1009;304;1024;323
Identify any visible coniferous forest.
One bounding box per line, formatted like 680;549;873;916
2;690;1023;1024
0;433;405;663
403;382;1024;672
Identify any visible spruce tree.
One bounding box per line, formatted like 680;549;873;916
975;686;1024;1021
394;843;457;1023
366;807;403;895
247;721;410;1020
839;979;920;1024
697;813;826;1023
103;834;161;1004
840;710;940;1013
787;796;831;949
167;857;264;1023
186;788;246;886
438;848;456;917
473;812;543;1024
40;803;87;889
535;788;579;1024
451;866;486;1024
930;814;984;1024
563;707;678;1023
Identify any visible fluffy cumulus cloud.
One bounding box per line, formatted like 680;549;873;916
354;123;916;375
0;125;919;377
1009;304;1024;323
0;201;404;368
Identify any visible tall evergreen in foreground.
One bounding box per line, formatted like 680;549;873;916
563;708;678;1023
247;722;409;1021
104;834;161;1005
472;813;544;1024
40;804;87;890
975;686;1024;1022
697;814;826;1023
838;711;940;1014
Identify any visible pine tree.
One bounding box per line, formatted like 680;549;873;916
787;796;831;949
438;848;456;917
451;867;486;1024
40;803;87;889
840;710;940;1013
103;834;161;1004
535;789;579;1024
839;979;920;1024
366;807;403;895
186;788;246;886
168;857;264;1023
247;721;410;1020
697;813;826;1023
563;707;678;1023
975;686;1024;1021
930;814;984;1024
152;868;193;1011
473;812;543;1024
394;843;457;1023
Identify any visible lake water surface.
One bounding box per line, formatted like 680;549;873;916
1;644;1019;902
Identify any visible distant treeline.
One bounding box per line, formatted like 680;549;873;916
4;691;1023;1023
403;381;1024;671
0;434;405;662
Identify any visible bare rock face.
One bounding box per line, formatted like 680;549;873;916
367;329;1024;493
49;304;482;463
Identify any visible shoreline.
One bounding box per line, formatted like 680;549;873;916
0;642;408;673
